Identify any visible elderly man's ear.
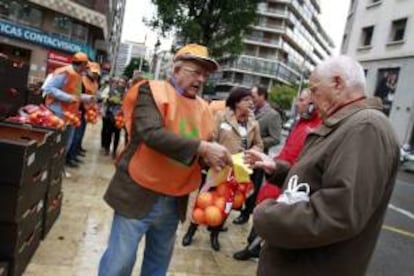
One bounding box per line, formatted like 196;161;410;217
333;75;345;90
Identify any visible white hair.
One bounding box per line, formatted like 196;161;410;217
314;55;366;92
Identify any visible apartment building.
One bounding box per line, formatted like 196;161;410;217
341;0;414;145
113;40;146;77
0;0;125;83
214;0;334;97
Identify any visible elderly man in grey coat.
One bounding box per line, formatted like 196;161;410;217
233;85;282;224
245;56;399;276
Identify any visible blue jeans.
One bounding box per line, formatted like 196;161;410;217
99;196;180;276
67;116;86;161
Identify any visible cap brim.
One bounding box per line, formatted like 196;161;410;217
175;54;219;72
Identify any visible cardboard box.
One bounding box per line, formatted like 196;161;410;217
42;192;63;239
0;262;8;276
6;223;41;276
0;200;43;257
0;123;53;187
0;167;48;222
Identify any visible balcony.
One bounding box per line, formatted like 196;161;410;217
28;0;108;38
244;36;282;48
258;7;288;19
251;23;285;34
219;55;300;84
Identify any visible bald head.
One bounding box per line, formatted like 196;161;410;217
309;56;366;117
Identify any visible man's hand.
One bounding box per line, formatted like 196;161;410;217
198;141;233;171
244;149;276;174
71;95;80;103
81;94;96;104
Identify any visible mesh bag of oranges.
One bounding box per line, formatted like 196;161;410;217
191;153;254;227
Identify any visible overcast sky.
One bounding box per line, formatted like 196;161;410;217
121;0;351;54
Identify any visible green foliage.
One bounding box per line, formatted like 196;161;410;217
149;0;261;57
269;84;298;110
122;57;150;79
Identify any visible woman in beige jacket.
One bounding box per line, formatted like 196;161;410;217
182;87;263;251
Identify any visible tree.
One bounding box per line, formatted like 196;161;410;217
148;0;261;57
269;84;297;111
122;57;150;79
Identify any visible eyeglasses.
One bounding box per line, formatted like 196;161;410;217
182;66;210;79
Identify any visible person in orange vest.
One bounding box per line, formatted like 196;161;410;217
98;44;233;276
43;52;95;168
67;61;101;164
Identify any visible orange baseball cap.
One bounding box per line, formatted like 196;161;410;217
72;52;89;63
174;44;219;72
88;62;101;75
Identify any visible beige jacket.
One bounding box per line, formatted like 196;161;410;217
213;108;263;154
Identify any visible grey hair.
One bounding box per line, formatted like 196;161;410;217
314;55;366;92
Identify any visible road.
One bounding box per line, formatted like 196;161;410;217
367;170;414;276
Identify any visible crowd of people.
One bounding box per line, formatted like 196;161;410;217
38;43;399;276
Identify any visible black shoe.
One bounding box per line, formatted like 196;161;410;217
182;223;198;246
79;147;86;153
210;232;220;251
233;248;259;261
73;157;84;164
65;160;79;168
77;151;86;157
233;214;249;225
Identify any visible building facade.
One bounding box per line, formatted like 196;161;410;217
341;0;414;145
214;0;334;98
0;0;124;84
113;40;146;77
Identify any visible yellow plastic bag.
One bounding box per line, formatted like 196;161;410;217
205;166;231;188
232;152;253;183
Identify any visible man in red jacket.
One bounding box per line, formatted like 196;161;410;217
233;88;321;260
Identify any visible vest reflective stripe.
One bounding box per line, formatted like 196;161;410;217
45;65;82;114
122;80;214;196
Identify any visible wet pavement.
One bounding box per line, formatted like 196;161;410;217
24;124;257;276
23;124;414;275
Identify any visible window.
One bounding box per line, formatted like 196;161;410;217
361;26;374;46
0;1;43;27
390;18;407;42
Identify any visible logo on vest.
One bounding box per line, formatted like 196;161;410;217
179;119;199;139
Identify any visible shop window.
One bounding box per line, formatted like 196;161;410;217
52;16;88;43
360;26;374;46
0;1;43;27
389;18;407;42
71;23;88;42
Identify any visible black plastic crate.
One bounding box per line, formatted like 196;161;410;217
6;223;41;276
0;121;67;159
0;262;8;276
0;123;53;187
46;176;62;201
0;200;43;257
48;147;66;181
0;167;48;222
42;192;63;239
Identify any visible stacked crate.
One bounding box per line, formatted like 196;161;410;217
0;123;52;276
42;127;68;239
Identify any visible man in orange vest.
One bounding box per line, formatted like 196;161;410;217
67;61;101;163
43;52;95;168
99;44;233;276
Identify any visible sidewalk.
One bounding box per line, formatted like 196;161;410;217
24;123;258;276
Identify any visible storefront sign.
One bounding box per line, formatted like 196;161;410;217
0;19;95;59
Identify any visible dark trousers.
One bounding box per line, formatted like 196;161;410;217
241;169;264;216
102;116;120;154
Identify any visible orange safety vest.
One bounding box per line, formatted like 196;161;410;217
45;65;82;114
82;75;98;95
82;75;98;109
122;80;214;196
